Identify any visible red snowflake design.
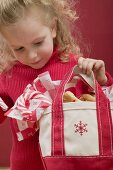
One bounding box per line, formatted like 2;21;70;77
74;121;88;136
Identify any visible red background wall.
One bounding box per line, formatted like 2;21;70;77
0;119;12;167
0;0;113;167
77;0;113;76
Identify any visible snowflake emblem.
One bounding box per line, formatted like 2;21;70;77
74;121;88;136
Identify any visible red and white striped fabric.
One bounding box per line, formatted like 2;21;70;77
5;71;61;141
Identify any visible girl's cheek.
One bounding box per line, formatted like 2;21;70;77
15;54;25;63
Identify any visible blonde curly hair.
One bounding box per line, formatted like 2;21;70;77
0;0;80;72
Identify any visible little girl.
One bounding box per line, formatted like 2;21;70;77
0;0;113;170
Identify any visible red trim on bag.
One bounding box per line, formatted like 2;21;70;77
52;68;74;156
107;101;113;154
96;82;112;155
44;156;113;170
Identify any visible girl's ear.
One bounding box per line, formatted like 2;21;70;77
51;17;57;38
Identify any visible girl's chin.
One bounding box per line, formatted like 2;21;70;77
29;63;46;69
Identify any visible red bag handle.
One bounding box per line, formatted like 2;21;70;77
51;66;113;156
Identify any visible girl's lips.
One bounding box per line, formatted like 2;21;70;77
30;60;41;65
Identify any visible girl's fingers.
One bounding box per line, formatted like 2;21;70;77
93;60;105;72
78;57;89;73
78;57;96;75
77;57;84;69
78;57;107;85
85;60;96;75
80;59;89;74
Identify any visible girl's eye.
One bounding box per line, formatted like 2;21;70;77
34;41;43;46
14;47;24;52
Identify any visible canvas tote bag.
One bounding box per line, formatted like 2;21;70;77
39;66;113;170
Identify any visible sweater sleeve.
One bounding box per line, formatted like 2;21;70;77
0;95;14;123
0;75;14;123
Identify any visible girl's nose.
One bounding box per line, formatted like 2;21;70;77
27;49;38;61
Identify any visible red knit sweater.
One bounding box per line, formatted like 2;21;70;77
0;50;113;170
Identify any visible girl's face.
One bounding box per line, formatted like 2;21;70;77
1;7;57;69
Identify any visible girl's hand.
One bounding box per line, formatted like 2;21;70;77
78;57;107;85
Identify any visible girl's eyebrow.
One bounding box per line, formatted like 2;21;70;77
11;36;45;48
32;36;45;43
